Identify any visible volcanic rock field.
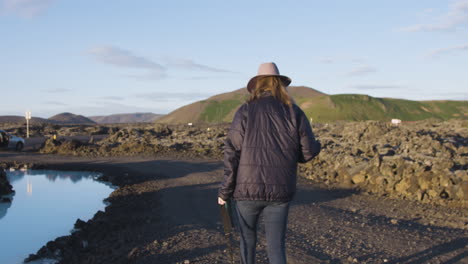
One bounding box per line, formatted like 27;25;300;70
17;120;466;207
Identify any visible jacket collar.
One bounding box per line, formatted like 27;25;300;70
260;90;273;97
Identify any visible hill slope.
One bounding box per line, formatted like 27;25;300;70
89;113;164;124
157;86;325;123
301;94;467;122
48;112;96;124
0;116;49;124
157;87;467;124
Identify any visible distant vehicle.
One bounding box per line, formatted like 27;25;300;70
0;130;25;151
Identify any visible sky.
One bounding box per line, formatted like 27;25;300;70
1;0;467;118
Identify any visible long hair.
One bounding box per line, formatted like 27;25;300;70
248;76;293;106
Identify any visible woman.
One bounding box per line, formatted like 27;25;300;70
218;62;321;264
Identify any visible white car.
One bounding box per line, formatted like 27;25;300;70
0;129;25;151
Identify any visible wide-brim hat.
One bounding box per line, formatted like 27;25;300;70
246;62;291;93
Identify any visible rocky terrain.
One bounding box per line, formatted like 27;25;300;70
35;120;468;207
303;121;467;207
1;119;467;263
0;154;466;264
39;123;226;159
0;169;13;197
1;123;115;138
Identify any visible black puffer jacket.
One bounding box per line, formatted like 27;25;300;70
218;92;321;202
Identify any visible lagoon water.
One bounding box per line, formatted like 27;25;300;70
0;170;114;264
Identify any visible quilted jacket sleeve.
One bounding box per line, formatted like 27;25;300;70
218;104;247;200
297;108;321;163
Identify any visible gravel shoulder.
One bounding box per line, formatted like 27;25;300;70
1;151;467;264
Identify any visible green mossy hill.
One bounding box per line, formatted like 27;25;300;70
302;95;467;123
157;87;467;124
199;99;243;123
157;86;325;124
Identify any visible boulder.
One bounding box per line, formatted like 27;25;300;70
0;169;13;196
35;120;467;206
301;120;467;206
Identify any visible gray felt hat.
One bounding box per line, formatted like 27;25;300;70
246;62;291;93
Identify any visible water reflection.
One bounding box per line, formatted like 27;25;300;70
0;200;11;220
27;177;32;195
0;170;114;264
7;170;100;184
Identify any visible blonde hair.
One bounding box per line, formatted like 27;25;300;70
248;76;293;106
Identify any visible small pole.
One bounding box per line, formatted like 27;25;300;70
25;111;31;138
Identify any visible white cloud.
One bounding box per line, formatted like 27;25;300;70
88;45;167;80
163;57;233;73
346;65;377;76
1;0;55;18
88;46;166;71
428;44;468;57
401;0;468;32
87;46;235;81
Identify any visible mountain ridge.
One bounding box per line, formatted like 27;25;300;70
88;113;164;124
156;86;467;124
48;112;96;124
1;87;465;124
157;86;326;124
0;112;166;124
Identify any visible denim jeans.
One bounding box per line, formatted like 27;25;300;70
235;200;290;264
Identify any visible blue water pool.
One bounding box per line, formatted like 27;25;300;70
0;170;115;264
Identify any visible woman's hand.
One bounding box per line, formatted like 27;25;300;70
218;197;226;205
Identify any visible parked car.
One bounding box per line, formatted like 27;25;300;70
0;130;25;151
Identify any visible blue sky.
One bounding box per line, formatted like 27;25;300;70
1;0;467;118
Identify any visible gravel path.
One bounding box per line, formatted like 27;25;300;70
1;151;467;264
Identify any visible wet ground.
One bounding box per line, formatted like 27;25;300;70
0;151;467;264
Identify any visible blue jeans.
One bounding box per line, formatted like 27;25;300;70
235;200;290;264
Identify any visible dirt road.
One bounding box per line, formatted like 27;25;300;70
1;151;467;264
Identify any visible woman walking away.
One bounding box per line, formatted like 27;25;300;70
218;62;321;264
